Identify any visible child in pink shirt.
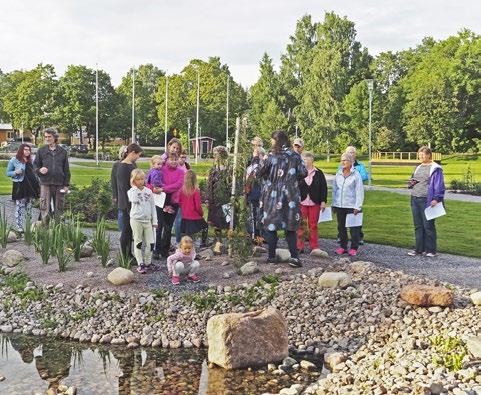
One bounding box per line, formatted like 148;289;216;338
178;170;209;247
167;236;200;285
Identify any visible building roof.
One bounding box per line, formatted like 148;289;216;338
189;136;215;141
0;123;13;130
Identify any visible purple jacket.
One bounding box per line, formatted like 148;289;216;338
146;168;163;188
413;163;445;208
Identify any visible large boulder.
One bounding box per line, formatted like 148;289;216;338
470;291;481;306
400;284;453;307
318;272;352;288
107;268;134;286
239;261;259;276
275;249;291;263
207;308;288;369
2;250;24;267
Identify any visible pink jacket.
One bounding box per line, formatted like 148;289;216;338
166;248;196;274
160;165;184;204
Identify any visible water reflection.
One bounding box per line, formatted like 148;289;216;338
0;335;319;394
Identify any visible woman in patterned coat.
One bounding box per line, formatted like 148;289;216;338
257;130;307;267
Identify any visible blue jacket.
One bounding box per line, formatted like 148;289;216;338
337;160;369;182
6;157;27;182
412;162;445;208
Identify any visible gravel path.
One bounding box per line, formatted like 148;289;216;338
1;196;479;289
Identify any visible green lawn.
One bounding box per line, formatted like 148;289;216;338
314;154;481;188
316;190;481;258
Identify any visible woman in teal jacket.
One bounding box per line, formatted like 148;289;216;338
6;144;39;232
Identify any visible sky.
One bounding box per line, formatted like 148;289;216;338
0;0;479;88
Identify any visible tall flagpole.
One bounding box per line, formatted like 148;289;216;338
164;75;168;151
131;68;135;143
95;65;99;166
226;75;229;149
195;69;200;164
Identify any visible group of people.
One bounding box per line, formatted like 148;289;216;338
6;127;446;286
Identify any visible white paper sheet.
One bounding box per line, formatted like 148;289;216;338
424;202;446;221
153;192;166;208
346;212;363;227
318;207;333;223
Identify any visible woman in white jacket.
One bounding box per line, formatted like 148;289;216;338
332;153;364;256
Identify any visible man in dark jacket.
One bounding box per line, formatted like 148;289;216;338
33;127;70;223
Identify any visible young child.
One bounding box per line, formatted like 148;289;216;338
127;169;158;274
179;170;209;246
146;154;176;214
166;236;200;285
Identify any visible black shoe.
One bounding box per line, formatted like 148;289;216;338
288;258;302;268
152;252;160;260
359;240;365;246
298;249;305;255
266;257;277;264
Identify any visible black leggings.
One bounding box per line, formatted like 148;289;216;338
120;209;133;257
264;230;298;259
155;206;178;257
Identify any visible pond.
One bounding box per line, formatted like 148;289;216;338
0;335;323;394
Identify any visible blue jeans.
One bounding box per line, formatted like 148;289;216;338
174;208;182;244
411;196;437;254
117;209;124;232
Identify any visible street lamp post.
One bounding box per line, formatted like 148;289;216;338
164;75;169;151
131;68;135;143
366;79;374;188
95;65;99;166
195;69;200;164
226;75;230;150
187;118;191;156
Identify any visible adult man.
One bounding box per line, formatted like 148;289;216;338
293;137;304;155
33;127;70;223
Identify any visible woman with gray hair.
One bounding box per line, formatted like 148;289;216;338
332;152;364;256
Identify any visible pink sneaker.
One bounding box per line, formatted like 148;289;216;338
188;274;200;283
171;275;180;285
348;249;357;256
335;248;346;255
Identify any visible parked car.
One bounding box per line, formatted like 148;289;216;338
0;142;37;156
59;144;71;153
71;144;89;154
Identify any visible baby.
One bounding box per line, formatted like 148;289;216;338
166;236;200;285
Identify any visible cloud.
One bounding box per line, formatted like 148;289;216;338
0;0;479;87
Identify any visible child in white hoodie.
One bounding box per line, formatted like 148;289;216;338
128;169;158;273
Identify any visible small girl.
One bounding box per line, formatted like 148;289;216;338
146;154;175;214
179;170;209;247
127;169;158;273
166;236;200;285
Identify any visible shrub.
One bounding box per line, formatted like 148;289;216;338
64;213;86;261
66;178;116;222
0;204;11;248
93;217;110;267
117;250;132;270
24;214;33;246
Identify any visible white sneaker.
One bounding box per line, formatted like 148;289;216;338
425;252;437;257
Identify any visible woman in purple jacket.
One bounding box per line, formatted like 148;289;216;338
408;146;445;257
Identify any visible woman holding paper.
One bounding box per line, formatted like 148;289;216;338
297;152;328;254
408;146;445;257
332;153;364;257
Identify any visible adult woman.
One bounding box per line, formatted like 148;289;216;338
257;131;307;267
332;152;364;256
116;143;143;258
6;144;40;232
111;145;127;231
153;153;183;258
206;146;231;253
174;149;191;246
408;146;445;257
297;151;327;254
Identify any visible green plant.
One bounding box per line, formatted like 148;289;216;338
183;289;218;311
2;272;30;292
65;213;86;261
24;213;33;246
93;217;110;267
0;204;11;248
429;334;467;372
40;318;58;329
54;224;72;272
152;288;169;299
70;307;96;321
117;250;132;270
147;313;165;323
34;224;52;265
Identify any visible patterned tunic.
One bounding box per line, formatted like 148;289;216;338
257;147;307;232
207;164;231;229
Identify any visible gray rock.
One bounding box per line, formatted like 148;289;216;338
240;261;259;276
275;249;291;263
300;360;316;371
7;231;18;243
318;272;352;288
471;291;481;305
199;249;214;261
467;336;481;358
310;249;329;258
0;325;13;333
140;335;153;347
283;356;298;367
107;268;134;286
429;383;445;395
2;250;24;267
80;244;94;258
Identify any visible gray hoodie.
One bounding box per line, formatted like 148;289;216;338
127;186;158;226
